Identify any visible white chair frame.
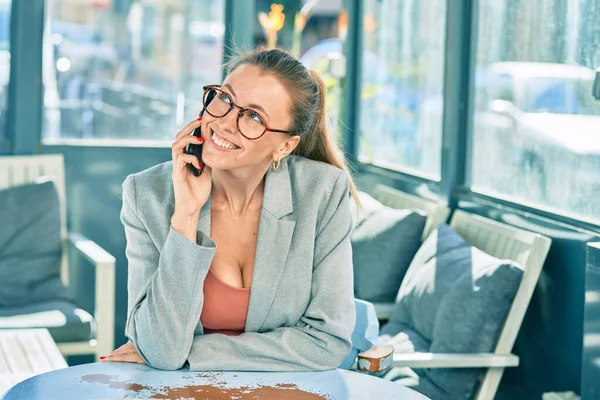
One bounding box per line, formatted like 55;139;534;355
0;154;115;360
359;209;552;400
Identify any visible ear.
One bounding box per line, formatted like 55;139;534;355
275;135;301;159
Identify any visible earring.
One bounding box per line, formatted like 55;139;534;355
271;159;280;172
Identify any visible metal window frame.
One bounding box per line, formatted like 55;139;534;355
341;0;600;233
3;0;243;155
223;0;255;79
4;0;44;155
340;0;362;162
5;0;600;232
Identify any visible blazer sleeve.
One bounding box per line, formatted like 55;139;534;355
186;171;356;371
121;174;217;370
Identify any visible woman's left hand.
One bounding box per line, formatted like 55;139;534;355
100;341;146;364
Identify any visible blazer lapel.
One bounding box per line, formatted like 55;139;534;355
245;159;296;332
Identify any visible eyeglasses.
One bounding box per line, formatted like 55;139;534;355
202;85;294;140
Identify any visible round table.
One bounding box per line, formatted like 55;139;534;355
2;362;429;399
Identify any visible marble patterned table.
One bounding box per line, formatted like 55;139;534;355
1;361;429;399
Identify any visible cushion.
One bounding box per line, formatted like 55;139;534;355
0;299;96;343
351;192;427;302
380;321;430;353
0;180;71;307
349;191;385;228
382;224;523;400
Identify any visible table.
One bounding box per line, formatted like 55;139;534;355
0;329;67;395
2;361;430;399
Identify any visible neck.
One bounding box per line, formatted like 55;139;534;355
211;163;270;216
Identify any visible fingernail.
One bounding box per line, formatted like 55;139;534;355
198;162;203;168
197;137;204;142
99;356;106;360
197;116;203;121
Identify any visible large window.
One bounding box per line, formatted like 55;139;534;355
358;0;447;178
471;0;600;221
42;0;225;142
253;0;346;142
296;0;345;142
0;0;10;144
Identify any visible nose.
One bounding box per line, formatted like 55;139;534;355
215;107;239;135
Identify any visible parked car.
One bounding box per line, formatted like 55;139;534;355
418;62;600;216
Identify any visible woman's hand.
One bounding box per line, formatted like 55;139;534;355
171;118;213;240
100;341;145;364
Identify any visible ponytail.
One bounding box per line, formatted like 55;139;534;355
297;70;360;207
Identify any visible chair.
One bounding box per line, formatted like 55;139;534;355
357;210;552;400
0;154;115;360
371;184;450;241
370;184;451;319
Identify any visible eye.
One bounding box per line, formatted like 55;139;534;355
219;93;231;104
248;111;262;123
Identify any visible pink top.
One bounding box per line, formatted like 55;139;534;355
200;268;251;336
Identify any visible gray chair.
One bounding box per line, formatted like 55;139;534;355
0;154;115;360
357;210;552;400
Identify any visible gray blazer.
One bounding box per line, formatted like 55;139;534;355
121;155;356;372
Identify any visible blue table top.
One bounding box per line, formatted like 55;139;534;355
2;362;429;399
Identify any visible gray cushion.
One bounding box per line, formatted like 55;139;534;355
0;180;71;307
383;224;523;400
351;192;426;302
0;299;96;343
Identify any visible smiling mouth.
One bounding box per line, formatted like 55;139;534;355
210;131;241;150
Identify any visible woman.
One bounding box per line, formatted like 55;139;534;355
101;48;360;371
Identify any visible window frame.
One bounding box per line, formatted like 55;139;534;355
6;0;237;151
4;0;44;155
6;0;600;232
341;0;600;233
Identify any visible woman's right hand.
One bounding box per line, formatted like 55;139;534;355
170;118;212;238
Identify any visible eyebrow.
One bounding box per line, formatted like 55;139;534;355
223;83;270;119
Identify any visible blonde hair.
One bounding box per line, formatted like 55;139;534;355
225;48;360;206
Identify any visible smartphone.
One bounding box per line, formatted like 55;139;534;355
186;124;204;177
186;89;217;176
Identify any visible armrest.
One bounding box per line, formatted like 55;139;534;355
68;233;115;266
390;352;519;369
372;302;394;320
67;233;115;358
357;345;519;372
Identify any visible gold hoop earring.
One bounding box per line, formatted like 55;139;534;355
271;159;280;172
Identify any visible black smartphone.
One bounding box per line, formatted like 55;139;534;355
186;124;204;177
186;89;217;176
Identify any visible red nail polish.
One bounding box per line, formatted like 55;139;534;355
198;162;203;168
99;356;106;360
197;137;204;142
197;116;203;121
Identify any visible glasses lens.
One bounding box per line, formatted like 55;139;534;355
238;110;266;139
204;88;230;117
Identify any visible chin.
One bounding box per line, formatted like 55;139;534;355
201;154;235;171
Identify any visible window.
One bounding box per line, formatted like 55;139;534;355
0;0;10;144
254;0;346;143
296;0;345;143
471;0;600;221
358;0;447;178
42;0;225;142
